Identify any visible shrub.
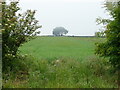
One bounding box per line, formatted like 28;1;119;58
2;1;41;71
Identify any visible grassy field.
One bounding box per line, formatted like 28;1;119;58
3;37;117;88
19;36;97;61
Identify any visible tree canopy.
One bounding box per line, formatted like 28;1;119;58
53;27;68;36
95;1;120;71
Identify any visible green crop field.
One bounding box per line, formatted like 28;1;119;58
19;36;97;61
3;37;117;88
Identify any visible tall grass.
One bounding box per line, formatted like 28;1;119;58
3;55;117;88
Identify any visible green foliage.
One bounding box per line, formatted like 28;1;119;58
104;1;119;13
2;55;117;88
95;31;105;38
2;1;41;71
2;37;117;88
95;2;120;70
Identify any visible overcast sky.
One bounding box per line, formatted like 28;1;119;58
18;0;109;36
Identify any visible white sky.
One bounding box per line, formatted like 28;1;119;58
18;0;109;36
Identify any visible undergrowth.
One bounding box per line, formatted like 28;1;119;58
2;55;117;88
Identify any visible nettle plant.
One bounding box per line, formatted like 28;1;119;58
2;2;41;68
